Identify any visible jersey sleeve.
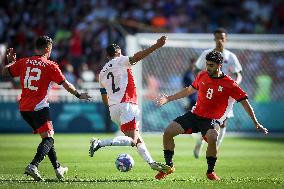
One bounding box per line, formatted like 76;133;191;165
230;53;242;73
230;82;248;102
49;63;65;85
118;56;132;67
8;58;25;77
191;71;203;90
195;51;207;70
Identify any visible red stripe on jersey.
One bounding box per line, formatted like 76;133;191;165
121;118;137;132
121;69;138;104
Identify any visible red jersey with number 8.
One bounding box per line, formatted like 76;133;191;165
8;56;65;111
191;71;247;122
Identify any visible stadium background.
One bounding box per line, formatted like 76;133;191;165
0;0;284;134
0;1;284;189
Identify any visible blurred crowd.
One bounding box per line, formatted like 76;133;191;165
0;0;283;88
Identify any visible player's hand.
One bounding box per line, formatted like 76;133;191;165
79;92;92;101
255;123;268;135
6;48;16;64
156;94;169;107
156;36;167;48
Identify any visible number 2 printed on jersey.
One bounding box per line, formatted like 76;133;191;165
107;72;120;93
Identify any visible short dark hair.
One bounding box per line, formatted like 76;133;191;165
106;44;121;57
206;51;223;64
214;28;228;35
35;36;53;51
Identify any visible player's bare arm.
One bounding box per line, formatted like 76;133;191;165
2;48;17;77
101;94;109;106
129;36;167;65
157;86;197;106
62;80;91;100
240;99;268;135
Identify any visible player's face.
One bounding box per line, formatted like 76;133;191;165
116;49;122;56
206;61;220;77
214;32;227;50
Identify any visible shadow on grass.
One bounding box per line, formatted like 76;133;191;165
0;178;155;183
0;178;205;183
0;177;283;184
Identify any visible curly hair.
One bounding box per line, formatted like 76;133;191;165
205;51;224;64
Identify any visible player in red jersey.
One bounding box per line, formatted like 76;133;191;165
154;51;268;180
2;36;91;181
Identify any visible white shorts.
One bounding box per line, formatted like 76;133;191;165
109;103;140;132
227;109;234;118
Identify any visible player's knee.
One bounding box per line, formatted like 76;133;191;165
164;125;174;138
163;129;170;139
133;138;143;146
206;129;219;142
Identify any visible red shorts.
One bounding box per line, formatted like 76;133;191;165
20;107;54;134
121;118;138;133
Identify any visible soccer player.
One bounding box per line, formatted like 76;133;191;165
2;36;91;181
155;51;268;180
89;36;170;173
193;28;243;158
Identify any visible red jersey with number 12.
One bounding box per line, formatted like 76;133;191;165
8;56;65;111
191;71;247;122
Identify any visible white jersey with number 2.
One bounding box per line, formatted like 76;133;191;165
99;56;137;106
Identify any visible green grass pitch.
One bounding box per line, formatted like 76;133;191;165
0;134;283;189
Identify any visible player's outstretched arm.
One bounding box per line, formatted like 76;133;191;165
129;36;167;65
62;80;91;101
2;48;17;77
240;99;268;135
157;86;197;106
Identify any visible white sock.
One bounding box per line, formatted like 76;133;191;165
217;127;226;149
196;136;205;147
136;142;154;164
99;136;134;147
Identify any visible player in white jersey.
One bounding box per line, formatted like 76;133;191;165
89;36;171;173
193;28;243;158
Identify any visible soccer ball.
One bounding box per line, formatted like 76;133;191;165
115;153;134;172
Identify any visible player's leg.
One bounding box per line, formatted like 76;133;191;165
155;121;184;180
89;135;134;157
89;103;135;157
37;108;68;180
204;123;220;180
122;127;170;172
216;118;228;149
46;136;68;180
156;111;196;180
193;134;205;159
163;121;185;166
20;111;46;181
22;108;67;181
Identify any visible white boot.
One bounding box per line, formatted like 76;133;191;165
55;166;68;180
